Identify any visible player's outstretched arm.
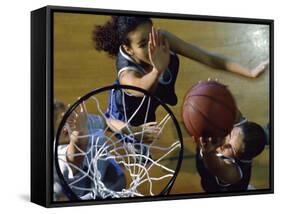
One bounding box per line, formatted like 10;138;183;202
161;30;268;78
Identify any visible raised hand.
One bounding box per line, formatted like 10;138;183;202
67;101;88;137
135;121;161;144
250;59;269;78
65;101;89;169
148;27;170;74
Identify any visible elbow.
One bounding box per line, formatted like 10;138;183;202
119;80;146;97
127;89;145;97
119;75;157;96
126;81;156;97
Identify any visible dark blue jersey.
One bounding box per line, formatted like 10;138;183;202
105;47;180;126
195;148;252;193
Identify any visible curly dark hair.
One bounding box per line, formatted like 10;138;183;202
93;16;152;57
239;121;266;160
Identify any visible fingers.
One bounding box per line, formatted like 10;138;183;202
143;121;158;127
261;59;269;67
205;77;219;83
148;33;152;48
251;60;270;77
80;101;87;114
199;137;212;146
74;97;87;114
157;28;161;46
141;121;161;144
150;27;164;47
151;27;156;47
163;37;170;50
142;122;160;131
192;136;200;145
66;111;75;123
62;127;68;136
148;33;154;62
143;132;160;143
199;137;206;147
144;126;160;133
77;97;83;113
70;130;79;140
155;27;159;46
261;60;269;70
66;103;78;117
149;31;152;45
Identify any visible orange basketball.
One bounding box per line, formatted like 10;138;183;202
182;80;237;140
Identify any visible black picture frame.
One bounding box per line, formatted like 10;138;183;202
31;5;274;208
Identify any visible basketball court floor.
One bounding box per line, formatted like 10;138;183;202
53;13;270;197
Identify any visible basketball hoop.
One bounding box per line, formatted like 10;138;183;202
54;85;183;201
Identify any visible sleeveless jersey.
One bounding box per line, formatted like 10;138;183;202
105;46;180;126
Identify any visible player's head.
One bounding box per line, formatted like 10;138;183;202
223;121;266;161
93;16;152;63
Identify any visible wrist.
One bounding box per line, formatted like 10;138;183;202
70;131;87;146
201;148;217;157
152;67;164;76
120;124;134;135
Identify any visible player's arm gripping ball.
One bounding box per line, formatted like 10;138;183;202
197;137;242;184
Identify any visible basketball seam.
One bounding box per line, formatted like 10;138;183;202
186;94;236;118
187;101;230;135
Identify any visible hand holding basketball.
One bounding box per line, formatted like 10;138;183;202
196;136;224;154
182;80;237;141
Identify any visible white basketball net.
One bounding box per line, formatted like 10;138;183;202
56;89;182;199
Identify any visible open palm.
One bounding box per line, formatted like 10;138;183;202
148;27;170;74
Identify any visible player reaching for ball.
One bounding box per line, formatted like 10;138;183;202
194;110;266;193
183;79;267;192
93;16;268;126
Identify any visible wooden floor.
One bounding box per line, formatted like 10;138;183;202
53;13;270;197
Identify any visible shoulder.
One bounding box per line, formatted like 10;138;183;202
116;46;146;78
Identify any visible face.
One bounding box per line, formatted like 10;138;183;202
219;127;245;158
123;22;152;65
